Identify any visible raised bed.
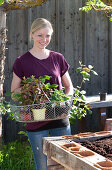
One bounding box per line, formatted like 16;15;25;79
43;131;112;170
78;135;112;161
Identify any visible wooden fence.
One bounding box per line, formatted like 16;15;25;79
2;0;112;142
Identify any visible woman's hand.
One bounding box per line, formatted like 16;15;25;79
11;72;22;101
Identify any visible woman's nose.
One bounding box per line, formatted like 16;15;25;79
41;36;47;42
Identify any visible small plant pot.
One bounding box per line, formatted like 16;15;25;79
62;135;79;139
61;143;81;151
94;160;112;170
95;131;111;136
46;105;69;119
77;132;96;138
55;106;69;115
74;150;95;158
68;146;82;153
32;108;46;120
21;112;32;121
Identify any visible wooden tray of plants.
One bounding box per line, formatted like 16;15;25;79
60;131;112;170
60;140;112;170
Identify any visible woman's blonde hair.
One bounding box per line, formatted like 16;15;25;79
30;18;53;34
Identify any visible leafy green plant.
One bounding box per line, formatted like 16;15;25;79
11;75;69;106
12;75;51;105
0;61;98;123
80;0;112;21
70;61;98;124
0;140;34;170
0;0;4;6
0;100;14;120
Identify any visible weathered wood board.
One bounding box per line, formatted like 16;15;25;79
86;94;112;108
43;135;112;170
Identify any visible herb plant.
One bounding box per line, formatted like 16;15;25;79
11;75;70;106
12;75;51;105
70;61;98;124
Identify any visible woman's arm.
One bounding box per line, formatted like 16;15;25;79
61;71;73;95
11;72;22;93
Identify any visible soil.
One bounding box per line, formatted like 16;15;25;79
79;136;112;161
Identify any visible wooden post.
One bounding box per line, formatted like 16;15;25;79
78;117;86;133
98;107;107;131
0;6;7;140
98;93;107;131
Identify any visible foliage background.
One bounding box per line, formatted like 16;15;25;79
0;140;34;170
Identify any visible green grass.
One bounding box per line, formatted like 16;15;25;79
0;140;34;170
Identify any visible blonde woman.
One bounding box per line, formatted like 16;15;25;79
11;18;73;170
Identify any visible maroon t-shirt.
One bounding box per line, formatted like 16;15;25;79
13;51;70;131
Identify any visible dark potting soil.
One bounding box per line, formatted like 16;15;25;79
79;136;112;161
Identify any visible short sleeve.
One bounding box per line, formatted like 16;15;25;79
60;54;70;77
13;57;24;79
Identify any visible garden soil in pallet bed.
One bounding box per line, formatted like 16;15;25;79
78;136;112;161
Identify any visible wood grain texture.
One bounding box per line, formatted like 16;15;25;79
43;137;102;170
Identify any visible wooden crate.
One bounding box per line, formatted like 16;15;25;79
43;132;112;170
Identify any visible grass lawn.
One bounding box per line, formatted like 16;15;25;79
0;140;34;170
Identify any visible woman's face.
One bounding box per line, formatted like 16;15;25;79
31;27;52;49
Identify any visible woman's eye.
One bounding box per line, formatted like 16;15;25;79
46;35;50;38
38;35;42;37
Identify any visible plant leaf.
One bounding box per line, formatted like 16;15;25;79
88;65;93;69
0;0;4;6
91;70;98;75
5;92;12;96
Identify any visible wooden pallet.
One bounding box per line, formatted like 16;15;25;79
43;136;104;170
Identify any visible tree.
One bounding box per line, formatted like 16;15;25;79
80;0;112;21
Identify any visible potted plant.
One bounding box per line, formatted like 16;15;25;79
45;88;71;119
10;75;50;121
80;0;112;21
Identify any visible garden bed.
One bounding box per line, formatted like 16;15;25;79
44;133;112;170
60;131;112;169
79;136;112;161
